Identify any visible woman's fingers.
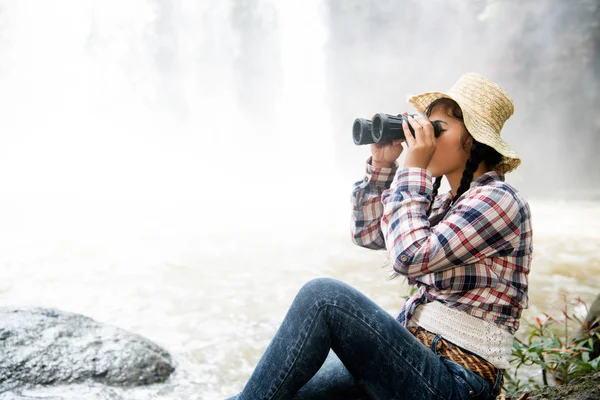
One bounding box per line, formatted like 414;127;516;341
406;115;424;144
402;117;416;147
402;114;437;170
414;114;435;144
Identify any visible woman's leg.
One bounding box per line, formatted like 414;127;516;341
229;352;367;400
227;277;487;400
292;350;369;400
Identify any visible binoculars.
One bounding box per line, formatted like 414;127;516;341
352;113;443;145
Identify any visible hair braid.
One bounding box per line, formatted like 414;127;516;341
426;176;443;217
451;142;482;206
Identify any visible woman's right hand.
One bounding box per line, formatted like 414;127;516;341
369;112;407;168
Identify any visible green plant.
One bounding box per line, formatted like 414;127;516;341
503;295;600;394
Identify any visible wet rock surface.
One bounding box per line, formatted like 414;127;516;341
0;307;175;394
508;372;600;400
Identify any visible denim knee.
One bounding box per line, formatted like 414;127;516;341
299;277;343;299
294;277;348;308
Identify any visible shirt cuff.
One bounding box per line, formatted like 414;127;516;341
392;167;433;195
365;156;399;187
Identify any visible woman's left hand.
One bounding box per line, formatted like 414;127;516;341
402;114;437;169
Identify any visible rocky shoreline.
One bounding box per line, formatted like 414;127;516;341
1;299;598;399
505;373;600;400
0;307;175;395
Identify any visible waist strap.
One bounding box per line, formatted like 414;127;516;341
408;326;504;395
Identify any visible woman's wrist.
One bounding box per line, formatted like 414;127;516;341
371;159;394;169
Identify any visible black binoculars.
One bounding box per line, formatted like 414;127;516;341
352;113;442;145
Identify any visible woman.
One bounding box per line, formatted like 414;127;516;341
226;73;532;400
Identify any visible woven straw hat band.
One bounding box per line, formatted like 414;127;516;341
408;73;521;173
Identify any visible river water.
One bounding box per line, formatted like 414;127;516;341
0;1;598;399
1;193;599;399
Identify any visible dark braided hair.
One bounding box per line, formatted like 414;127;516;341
450;140;502;205
452;134;503;205
452;141;482;205
385;98;502;280
426;176;443;217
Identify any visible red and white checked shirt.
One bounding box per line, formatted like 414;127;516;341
350;156;533;334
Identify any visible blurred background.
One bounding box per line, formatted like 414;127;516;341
0;0;598;398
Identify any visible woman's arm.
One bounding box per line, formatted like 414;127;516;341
350;156;399;249
381;167;522;277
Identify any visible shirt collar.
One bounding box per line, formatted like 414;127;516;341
469;170;505;189
435;170;506;210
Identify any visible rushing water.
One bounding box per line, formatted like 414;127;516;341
0;1;598;399
1;197;600;399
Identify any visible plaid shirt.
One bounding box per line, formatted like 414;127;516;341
350;156;533;334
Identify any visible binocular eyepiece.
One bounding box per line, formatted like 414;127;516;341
352;113;442;145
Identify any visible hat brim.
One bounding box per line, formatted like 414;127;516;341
408;91;521;173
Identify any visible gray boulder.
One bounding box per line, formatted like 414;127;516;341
0;307;175;393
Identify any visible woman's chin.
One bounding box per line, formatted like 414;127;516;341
426;162;449;178
427;165;440;177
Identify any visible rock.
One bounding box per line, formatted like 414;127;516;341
509;373;600;400
0;307;175;393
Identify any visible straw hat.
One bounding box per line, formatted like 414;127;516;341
408;72;521;173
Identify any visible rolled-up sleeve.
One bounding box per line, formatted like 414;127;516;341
350;156;399;249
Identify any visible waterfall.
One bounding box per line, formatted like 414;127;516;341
0;0;340;244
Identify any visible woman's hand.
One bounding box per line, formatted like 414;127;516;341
369;112;406;168
402;114;436;169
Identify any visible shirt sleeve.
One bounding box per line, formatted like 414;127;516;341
380;167;522;279
350;156;399;249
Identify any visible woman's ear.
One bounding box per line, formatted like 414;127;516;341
461;133;474;152
465;136;473;151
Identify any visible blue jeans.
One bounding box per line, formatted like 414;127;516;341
226;277;499;399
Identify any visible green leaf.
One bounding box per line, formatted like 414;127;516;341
582;352;590;363
568;363;580;374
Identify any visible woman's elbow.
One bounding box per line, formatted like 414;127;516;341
350;231;384;250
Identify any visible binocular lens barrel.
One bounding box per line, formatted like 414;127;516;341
352;113;442;145
352;118;375;145
372;114;406;143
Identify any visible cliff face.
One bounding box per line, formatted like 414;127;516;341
484;0;600;197
324;0;600;198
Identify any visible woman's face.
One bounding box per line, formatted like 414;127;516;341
426;103;472;178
